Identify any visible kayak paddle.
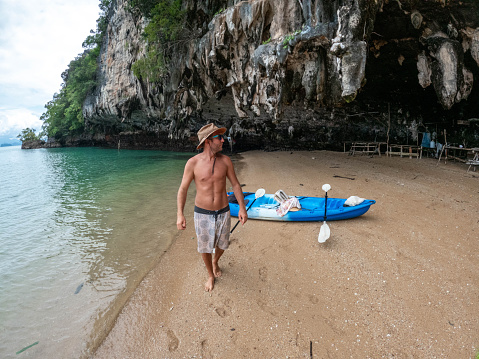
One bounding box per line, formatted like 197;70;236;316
230;188;265;233
318;184;331;243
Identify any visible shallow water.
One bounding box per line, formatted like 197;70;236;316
0;146;193;358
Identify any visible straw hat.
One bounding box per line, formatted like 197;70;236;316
196;123;226;149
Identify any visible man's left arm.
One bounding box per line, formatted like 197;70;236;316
225;157;248;225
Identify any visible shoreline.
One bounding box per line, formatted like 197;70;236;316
87;154;246;356
93;150;479;358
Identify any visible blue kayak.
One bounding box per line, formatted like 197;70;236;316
228;192;375;222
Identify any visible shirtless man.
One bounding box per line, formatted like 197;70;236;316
177;123;247;292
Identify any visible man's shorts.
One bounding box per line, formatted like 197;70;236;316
194;205;231;253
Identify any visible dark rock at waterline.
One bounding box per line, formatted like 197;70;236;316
21;140;46;149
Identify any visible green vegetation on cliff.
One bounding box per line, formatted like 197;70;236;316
17;128;41;142
130;0;185;82
40;47;100;139
39;0;111;141
83;0;111;49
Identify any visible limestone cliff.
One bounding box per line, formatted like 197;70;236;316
83;0;479;151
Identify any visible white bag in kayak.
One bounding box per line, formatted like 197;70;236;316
344;196;365;207
276;197;301;217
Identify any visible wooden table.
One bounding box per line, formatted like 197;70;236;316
466;148;479;172
441;146;475;163
437;146;479;172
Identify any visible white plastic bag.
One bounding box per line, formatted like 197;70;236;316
344;196;365;207
276;197;301;217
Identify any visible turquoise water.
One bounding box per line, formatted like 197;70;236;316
0;146;194;358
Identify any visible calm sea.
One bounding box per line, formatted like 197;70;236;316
0;146;194;358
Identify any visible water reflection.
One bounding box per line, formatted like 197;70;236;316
0;147;192;358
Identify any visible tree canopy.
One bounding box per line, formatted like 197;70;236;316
17;128;40;142
41;47;100;139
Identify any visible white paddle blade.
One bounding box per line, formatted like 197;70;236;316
318;222;330;243
322;183;331;192
255;188;266;198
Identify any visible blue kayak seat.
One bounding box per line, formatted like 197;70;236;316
228;193;250;206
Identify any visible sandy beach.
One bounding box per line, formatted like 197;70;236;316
92;150;479;358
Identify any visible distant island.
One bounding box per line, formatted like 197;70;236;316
1;143;15;147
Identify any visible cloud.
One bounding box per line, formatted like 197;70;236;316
0;0;99;138
0;84;52;111
0;0;100;94
0;108;44;137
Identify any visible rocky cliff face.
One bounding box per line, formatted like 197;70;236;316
83;0;479;151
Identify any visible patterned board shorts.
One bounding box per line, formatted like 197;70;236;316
194;205;231;253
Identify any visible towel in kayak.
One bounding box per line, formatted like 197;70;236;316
276;197;301;217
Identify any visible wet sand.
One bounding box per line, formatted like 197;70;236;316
93;150;479;358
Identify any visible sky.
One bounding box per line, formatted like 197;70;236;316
0;0;101;144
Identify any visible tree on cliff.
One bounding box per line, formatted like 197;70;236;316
41;48;99;140
83;0;111;49
17;128;40;142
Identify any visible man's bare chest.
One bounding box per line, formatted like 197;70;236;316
194;159;226;183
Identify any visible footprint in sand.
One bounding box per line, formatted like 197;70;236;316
215;307;228;317
231;331;238;344
256;298;277;316
167;329;179;351
295;332;302;347
259;266;268;281
215;298;232;317
201;339;212;358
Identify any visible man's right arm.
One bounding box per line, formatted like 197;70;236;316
177;159;195;230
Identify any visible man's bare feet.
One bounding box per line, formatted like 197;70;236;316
213;262;222;278
205;277;215;292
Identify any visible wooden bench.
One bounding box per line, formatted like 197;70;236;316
387;144;421;159
347;142;386;157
